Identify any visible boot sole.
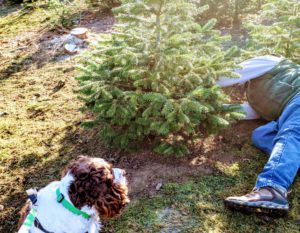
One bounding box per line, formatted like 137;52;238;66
224;200;289;217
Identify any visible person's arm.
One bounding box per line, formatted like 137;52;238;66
223;102;260;120
217;55;283;87
240;102;260;120
217;56;283;119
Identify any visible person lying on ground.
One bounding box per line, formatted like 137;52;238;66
217;55;300;215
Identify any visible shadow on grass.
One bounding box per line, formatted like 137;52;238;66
0;4;21;18
0;153;68;232
0;29;66;81
0;55;34;80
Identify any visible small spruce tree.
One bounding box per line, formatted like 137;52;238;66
246;0;300;62
77;0;242;156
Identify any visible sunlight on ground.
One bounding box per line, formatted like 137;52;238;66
215;162;240;177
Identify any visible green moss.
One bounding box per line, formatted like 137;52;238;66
0;148;11;159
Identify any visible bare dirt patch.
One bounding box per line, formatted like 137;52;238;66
77;10;115;33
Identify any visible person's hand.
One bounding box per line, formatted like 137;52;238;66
241;102;260;120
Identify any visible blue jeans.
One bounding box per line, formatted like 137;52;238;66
252;94;300;193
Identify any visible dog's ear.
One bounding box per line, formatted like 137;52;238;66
62;156;129;216
61;155;86;177
95;181;130;219
66;156;115;209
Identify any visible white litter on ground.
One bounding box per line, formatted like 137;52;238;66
41;27;95;58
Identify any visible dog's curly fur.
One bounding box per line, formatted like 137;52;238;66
18;155;129;231
63;156;129;219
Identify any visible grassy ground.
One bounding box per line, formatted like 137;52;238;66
106;156;300;233
0;3;300;233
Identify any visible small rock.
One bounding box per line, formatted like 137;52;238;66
132;164;139;169
64;43;77;54
0;205;4;211
243;158;251;163
0;112;8;117
259;214;274;222
156;182;163;191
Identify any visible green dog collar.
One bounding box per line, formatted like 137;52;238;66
22;208;37;227
56;188;91;219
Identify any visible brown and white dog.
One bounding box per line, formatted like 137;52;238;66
17;156;129;233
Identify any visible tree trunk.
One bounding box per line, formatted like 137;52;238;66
232;0;240;29
257;0;263;10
